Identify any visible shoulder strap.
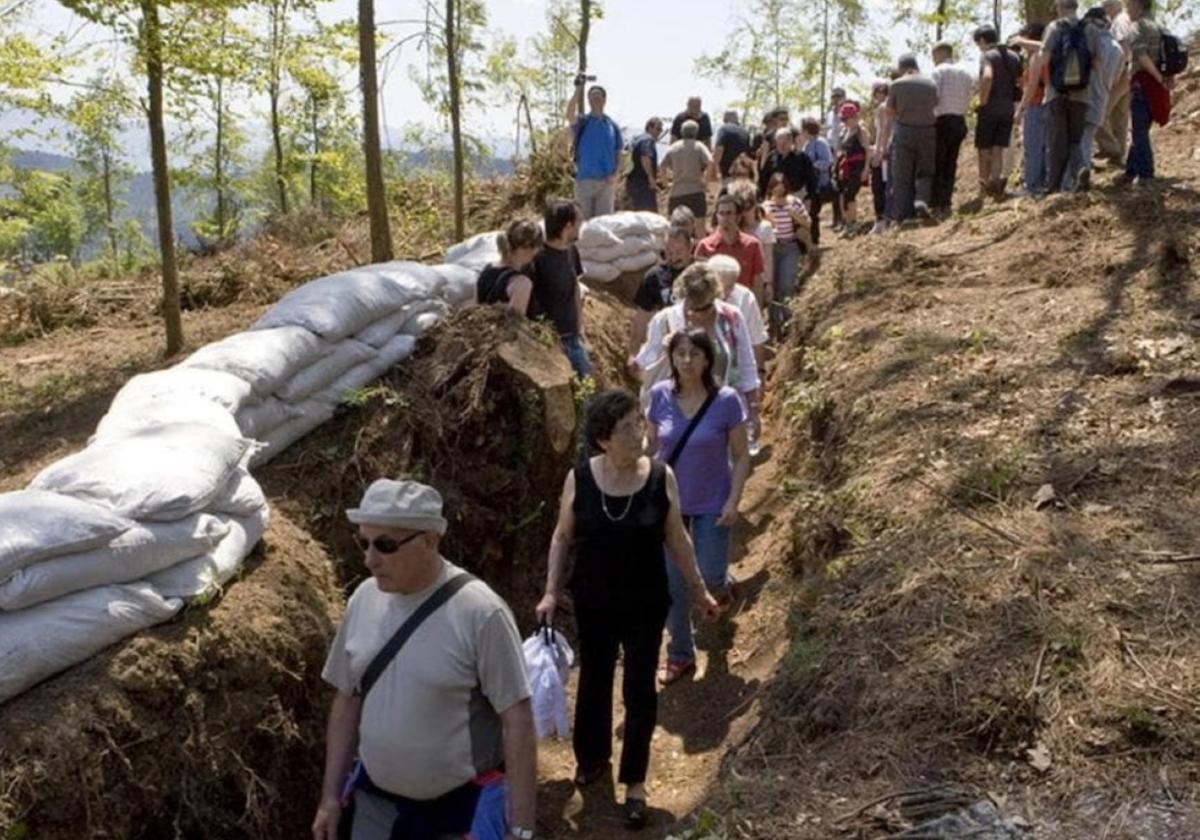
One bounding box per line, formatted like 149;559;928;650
666;390;719;467
356;572;478;701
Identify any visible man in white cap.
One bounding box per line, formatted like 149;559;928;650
312;479;537;840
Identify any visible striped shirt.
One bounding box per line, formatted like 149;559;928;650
766;198;800;241
930;62;975;117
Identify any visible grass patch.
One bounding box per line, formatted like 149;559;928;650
950;449;1025;506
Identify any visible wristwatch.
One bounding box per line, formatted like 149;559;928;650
510;827;535;840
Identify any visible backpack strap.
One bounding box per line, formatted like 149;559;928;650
355;572;478;701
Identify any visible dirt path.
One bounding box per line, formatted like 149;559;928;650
534;444;794;838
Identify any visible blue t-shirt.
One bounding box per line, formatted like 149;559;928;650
574;114;623;180
647;382;746;516
626;132;658;187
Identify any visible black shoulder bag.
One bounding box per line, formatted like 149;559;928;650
337;572;478;839
666;390;718;467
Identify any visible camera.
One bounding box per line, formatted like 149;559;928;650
574;73;597;86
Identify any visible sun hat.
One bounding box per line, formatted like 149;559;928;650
346;479;448;535
839;101;860;120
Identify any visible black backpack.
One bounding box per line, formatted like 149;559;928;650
1159;30;1188;76
1050;18;1092;93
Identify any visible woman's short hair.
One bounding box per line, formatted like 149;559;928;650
669;204;696;231
673;262;721;310
496;218;543;260
584;389;638;452
729;155;755;179
766;171;788;195
706;254;741;285
681;119;700;140
667;328;719;395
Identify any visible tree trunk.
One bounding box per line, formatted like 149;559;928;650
269;0;289;215
993;0;1002;36
936;0;947;40
101;149;118;271
359;0;393;262
141;0;183;356
819;0;830;114
214;76;226;244
310;96;321;208
446;0;465;241
575;0;590;114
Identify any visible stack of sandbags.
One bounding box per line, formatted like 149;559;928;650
446;230;502;274
576;212;670;283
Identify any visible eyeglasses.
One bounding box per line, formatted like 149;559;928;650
354;531;422;554
687;302;715;313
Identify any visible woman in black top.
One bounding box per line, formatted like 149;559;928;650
475;218;542;315
536;389;719;829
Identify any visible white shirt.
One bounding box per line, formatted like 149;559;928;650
930;62;975;117
725;283;768;346
635;301;761;398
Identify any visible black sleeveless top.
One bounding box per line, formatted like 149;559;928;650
570;458;671;612
476;264;519;305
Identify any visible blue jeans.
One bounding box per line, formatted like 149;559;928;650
560;335;592;378
664;514;731;662
1023;104;1047;193
1125;85;1153;180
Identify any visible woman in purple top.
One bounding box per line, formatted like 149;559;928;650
647;328;751;685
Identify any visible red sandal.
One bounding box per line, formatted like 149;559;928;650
658;658;695;686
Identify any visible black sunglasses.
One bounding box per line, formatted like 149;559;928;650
354;532;422;554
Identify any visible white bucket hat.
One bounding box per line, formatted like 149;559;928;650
346;479;448;535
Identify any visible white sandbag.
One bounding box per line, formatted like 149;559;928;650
577;235;657;263
182;326;330;398
322;334;416;398
249;400;337;468
446;231;501;272
0;514;229;611
251;265;431;340
576;221;623;250
0;490;135;581
0;582;182;704
235;397;303;439
148;508;269;602
355;300;447;347
614;250;660;273
276;339;376;403
581;261;621;283
376;261;447;299
209;468;266;517
628;210;671;237
523;629;574;739
92;395;242;443
110;368;254;413
430;263;478;306
31;424;250;521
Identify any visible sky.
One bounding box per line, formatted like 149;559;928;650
10;0;944;160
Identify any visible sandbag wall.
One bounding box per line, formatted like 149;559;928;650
0;260;476;704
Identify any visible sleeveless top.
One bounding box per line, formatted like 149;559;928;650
476;264;519;305
570;458;671;612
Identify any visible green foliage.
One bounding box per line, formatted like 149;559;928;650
0;169;86;261
340;384;406;409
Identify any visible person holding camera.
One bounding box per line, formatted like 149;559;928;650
566;77;624;220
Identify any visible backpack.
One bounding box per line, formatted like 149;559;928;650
1050;18;1092;93
1158;30;1188;76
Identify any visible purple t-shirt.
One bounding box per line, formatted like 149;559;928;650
647;382;746;516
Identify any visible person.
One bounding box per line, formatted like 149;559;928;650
800;118;835;245
647;329;751;686
706;254;768;452
567;82;624;220
929;41;975;213
762;171;817;329
629;227;693;368
536;389;720;829
712;110;754;186
633;263;761;418
659;119;714;234
694;193;767;306
670;96;714;148
757;126;818;207
313;479;536;840
725;178;774;298
1070;8;1126;190
531;199;591;377
1095;0;1134;165
476;220;543;315
1040;0;1101;193
836;102;871;231
753;107;789;170
867;80;893;233
824;87;847;229
1013;23;1050;196
1121;0;1168;185
626;117;663;212
668;204;697;236
879;54;939;223
974;25;1024;198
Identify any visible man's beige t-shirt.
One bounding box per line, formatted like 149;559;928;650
663;139;713;197
322;559;530;800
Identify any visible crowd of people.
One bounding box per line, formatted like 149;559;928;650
311;4;1183;838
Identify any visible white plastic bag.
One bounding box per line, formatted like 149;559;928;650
522;628;574;739
0;490;135;580
148;507;269;602
446;231;502;273
356;300;447;347
110;368;254;413
209;468;266;517
275;339;376;403
251;266;423;340
31;424;250;521
430;263;479;306
0;582;182;704
0;514;229;611
182;326;329;398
